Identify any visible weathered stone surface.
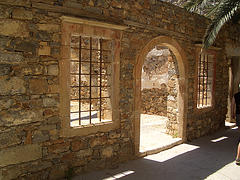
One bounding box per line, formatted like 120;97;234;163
76;149;93;158
0;98;14;111
37;24;60;32
0;36;10;49
21;64;44;75
0;110;43;126
0;6;10;19
0;51;23;64
29;78;48;94
0;144;42;167
43;97;58;107
141;88;168;116
102;146;113;158
0;19;28;37
89;136;107;147
0;130;21;148
38;42;51;55
48;142;70;153
0;64;11;75
47;64;58;76
47;115;60;124
71;140;88;152
49;165;67;180
12;8;33;20
0;77;26;95
0;0;31;6
0;166;22;180
35;31;51;41
10;39;38;54
32;130;50;143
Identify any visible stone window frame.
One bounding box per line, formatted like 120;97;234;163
60;16;127;137
194;45;219;111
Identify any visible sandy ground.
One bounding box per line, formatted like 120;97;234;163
140;114;181;153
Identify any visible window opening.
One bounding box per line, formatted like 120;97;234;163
70;35;112;127
197;53;214;108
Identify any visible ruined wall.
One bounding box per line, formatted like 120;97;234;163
0;0;234;178
141;48;179;136
166;54;179;136
141;48;169;116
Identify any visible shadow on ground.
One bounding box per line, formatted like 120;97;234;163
73;127;240;180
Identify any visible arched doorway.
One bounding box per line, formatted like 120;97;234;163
134;36;188;155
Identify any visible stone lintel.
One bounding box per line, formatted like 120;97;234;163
61;16;128;31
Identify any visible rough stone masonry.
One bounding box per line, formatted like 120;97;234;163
0;0;240;179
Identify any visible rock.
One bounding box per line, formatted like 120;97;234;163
0;64;11;76
0;77;26;95
48;142;70;154
37;24;60;32
12;8;33;20
0;98;14;111
32;130;50;143
102;146;113;158
0;51;23;64
0;144;42;167
47;64;58;76
29;78;48;94
0;19;28;37
0;5;10;18
10;39;38;54
49;165;67;180
43;97;58;107
71;140;88;152
38;42;51;56
76;149;92;158
0;110;43;126
89;136;107;147
35;31;51;41
47;116;60;124
0;130;21;148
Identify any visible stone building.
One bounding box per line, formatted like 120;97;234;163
0;0;240;179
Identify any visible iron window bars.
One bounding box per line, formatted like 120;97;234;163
69;35;113;126
197;53;214;108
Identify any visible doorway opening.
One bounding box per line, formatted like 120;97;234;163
226;57;240;128
140;46;182;153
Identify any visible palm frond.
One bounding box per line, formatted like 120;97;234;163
203;0;240;49
198;0;211;8
206;1;223;17
184;0;220;13
184;0;206;12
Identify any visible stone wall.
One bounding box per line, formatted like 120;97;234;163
166;53;179;136
0;0;238;179
141;48;169;116
142;87;168;116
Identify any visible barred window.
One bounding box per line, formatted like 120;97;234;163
70;35;113;127
197;52;215;108
60;18;123;136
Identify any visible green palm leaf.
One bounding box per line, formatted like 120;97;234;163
203;0;240;49
184;0;220;13
206;2;222;17
184;0;205;12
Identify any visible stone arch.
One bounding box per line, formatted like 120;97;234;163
134;36;188;155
